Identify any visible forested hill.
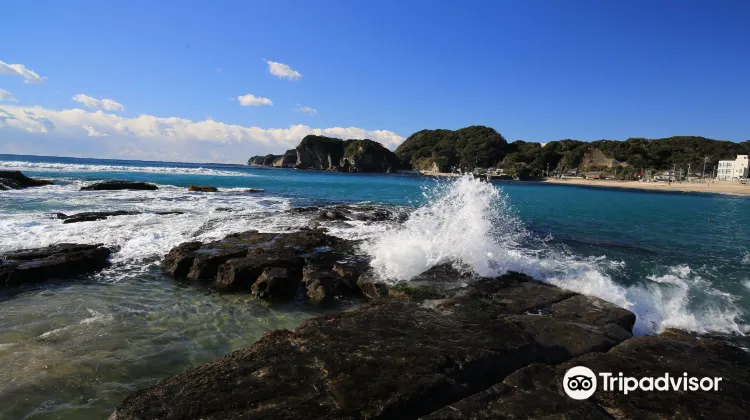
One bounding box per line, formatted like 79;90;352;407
394;126;750;179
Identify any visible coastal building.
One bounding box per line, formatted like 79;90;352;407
717;155;749;181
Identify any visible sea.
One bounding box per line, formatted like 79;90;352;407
1;153;749;419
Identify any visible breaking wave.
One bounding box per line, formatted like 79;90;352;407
364;175;748;336
0;160;257;177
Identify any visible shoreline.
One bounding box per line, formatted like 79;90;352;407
541;177;750;196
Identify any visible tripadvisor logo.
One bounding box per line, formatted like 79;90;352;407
563;366;723;400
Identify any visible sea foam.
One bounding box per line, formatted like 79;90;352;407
363;175;747;336
0;160;257;177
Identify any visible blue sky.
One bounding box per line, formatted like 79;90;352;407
1;0;749;163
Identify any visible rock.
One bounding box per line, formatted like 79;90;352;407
250;266;302;299
58;210;141;224
81;180;158;191
163;229;361;300
293;135;406;172
55;211;182;223
110;272;638;420
247;156;267;166
426;331;750;419
188;185;218;192
0;170;53;190
287;206;320;214
0;243;112;289
356;270;391;299
243;188;264;193
273;149;298;168
317;210;349;221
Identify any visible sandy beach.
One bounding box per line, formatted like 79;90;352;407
542;178;750;196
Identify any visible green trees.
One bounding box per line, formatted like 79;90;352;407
395;126;507;171
395;128;748;177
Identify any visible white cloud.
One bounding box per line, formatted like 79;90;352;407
297;105;317;115
264;59;302;80
0;88;17;102
0;104;405;163
83;124;108;137
237;94;273;107
0;60;46;84
72;94;125;111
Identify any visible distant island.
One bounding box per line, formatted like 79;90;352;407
249;126;750;180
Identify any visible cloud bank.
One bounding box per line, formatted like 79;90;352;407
72;94;125;111
0;60;46;84
0;104;404;163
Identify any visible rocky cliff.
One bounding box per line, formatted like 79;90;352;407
248;135;405;173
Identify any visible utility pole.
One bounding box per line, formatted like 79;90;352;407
687;164;691;183
702;157;708;181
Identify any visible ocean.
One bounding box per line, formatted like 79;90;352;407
1;153;749;419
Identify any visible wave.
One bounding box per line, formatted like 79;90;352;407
0;160;257;177
0;186;294;264
363;175;747;336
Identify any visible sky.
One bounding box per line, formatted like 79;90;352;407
1;0;749;163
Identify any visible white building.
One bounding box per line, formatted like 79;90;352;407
717;155;749;181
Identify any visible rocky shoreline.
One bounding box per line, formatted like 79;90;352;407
105;223;749;419
1;192;748;418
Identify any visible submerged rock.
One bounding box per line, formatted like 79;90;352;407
55;211;183;224
81;180;158;191
58;210;141;224
188;185;218;192
110;269;646;420
162;229;365;300
0;243;112;289
0;170;53;190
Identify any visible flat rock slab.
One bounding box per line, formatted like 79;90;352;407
423;330;750;419
162;229;366;300
0;243;112;289
110;275;638;420
0;170;53;190
81;180;158;191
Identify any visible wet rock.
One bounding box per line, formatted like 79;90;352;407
163;229;361;300
0;170;53;190
112;259;749;420
243;188;264;193
58;210;141;224
111;274;638;420
0;243;112;289
287;206;320;214
428;331;750;419
81;180;158;191
250;267;302;299
188;185;218;192
317;210;349;221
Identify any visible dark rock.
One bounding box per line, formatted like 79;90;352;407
81;180;158;191
0;243;111;288
287;206;320;214
243;188;264;193
163;229;360;300
293;135;406;172
247;156;267;166
428;331;750;419
110;274;638;420
0;170;53;190
273;149;298;168
250;267;302;299
154;211;184;216
317;210;349;221
58;210;141;224
356;270;390;299
188;185;218;192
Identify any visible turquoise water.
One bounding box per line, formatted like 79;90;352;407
1;154;749;418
